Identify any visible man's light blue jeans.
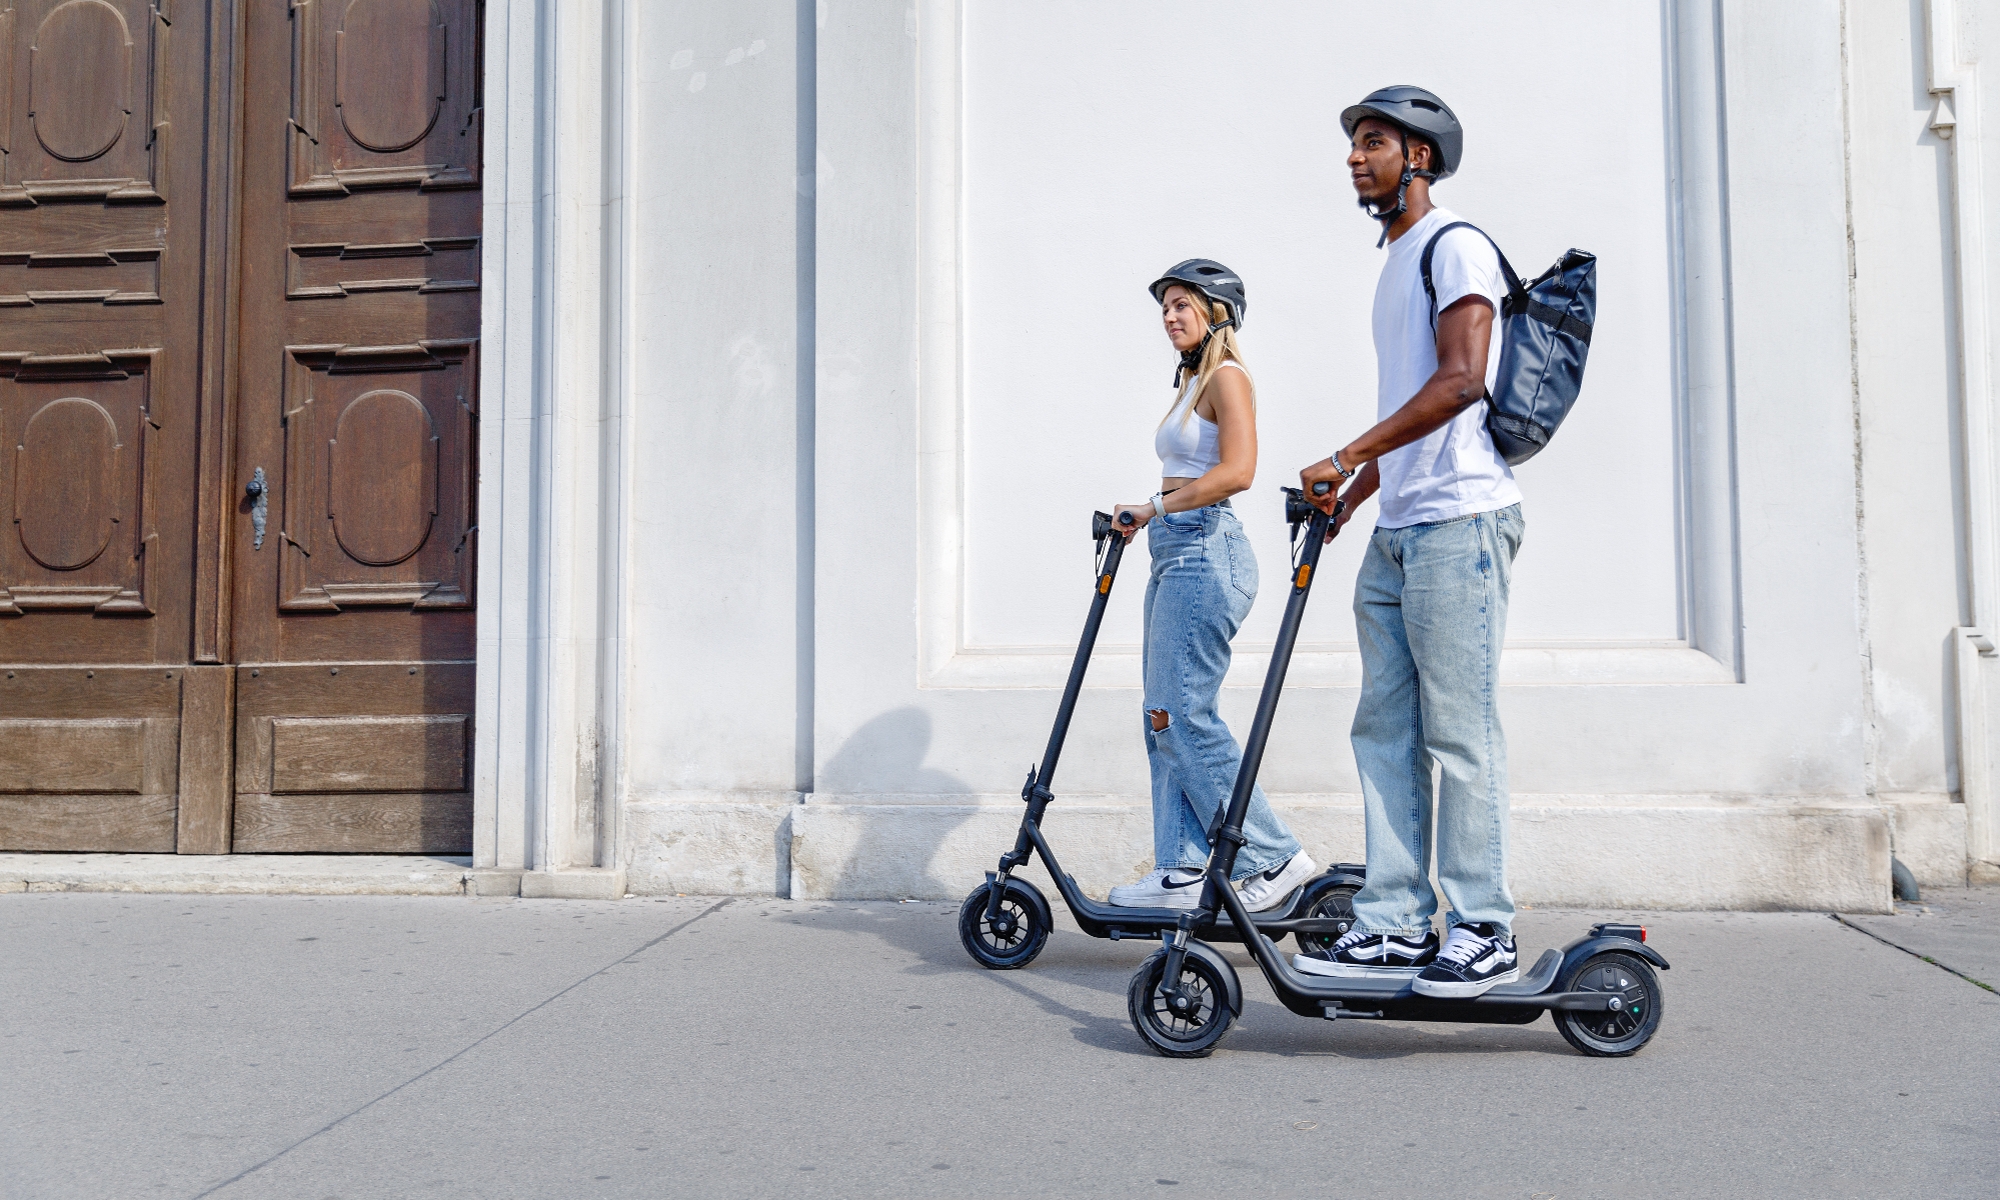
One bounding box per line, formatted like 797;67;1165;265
1142;503;1303;879
1349;504;1523;937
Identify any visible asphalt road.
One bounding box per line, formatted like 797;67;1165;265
3;891;1996;1200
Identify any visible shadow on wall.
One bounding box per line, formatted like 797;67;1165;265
795;706;982;899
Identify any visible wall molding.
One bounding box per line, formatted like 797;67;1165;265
472;0;631;873
1928;0;2000;868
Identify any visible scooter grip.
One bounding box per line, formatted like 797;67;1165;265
1312;481;1332;496
1118;511;1136;526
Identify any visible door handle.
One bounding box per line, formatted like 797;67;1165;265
246;467;268;550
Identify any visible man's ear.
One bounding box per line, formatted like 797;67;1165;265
1409;138;1433;173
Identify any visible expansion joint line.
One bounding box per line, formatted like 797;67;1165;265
187;898;736;1199
1829;912;1996;993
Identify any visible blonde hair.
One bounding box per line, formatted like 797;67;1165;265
1160;290;1254;429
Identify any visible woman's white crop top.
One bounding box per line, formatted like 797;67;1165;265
1154;362;1242;478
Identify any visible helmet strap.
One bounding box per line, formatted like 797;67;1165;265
1359;132;1437;247
1173;314;1234;386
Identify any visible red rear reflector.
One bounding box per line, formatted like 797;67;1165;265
1639;927;1647;942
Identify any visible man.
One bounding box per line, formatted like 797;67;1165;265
1294;86;1524;998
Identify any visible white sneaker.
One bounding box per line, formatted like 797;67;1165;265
1108;867;1206;909
1235;853;1316;913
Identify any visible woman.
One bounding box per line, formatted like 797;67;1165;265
1106;259;1316;911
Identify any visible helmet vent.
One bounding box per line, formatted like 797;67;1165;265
1411;99;1441;111
1197;266;1222;274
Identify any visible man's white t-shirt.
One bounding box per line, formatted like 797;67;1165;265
1369;207;1522;529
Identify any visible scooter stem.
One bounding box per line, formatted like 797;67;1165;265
1031;513;1130;796
1210;489;1338;873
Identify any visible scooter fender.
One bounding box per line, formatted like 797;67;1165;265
1144;939;1245;1017
1305;868;1366;896
984;872;1053;933
1555;933;1671;983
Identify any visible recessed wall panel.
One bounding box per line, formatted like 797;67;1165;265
961;1;1681;651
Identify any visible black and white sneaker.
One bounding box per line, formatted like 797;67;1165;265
1413;923;1519;997
1108;867;1205;909
1293;927;1439;978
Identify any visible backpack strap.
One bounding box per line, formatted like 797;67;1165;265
1418;221;1526;332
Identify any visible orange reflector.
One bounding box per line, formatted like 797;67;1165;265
1295;564;1312;589
1098;575;1112;595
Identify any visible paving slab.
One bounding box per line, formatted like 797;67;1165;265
1842;885;2000;990
2;893;1996;1200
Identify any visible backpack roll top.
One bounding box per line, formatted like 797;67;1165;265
1420;223;1596;467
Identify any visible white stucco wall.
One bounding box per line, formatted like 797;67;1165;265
477;0;2000;907
784;0;1886;911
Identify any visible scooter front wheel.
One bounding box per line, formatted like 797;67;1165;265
958;879;1050;969
1127;950;1236;1058
1553;951;1663;1057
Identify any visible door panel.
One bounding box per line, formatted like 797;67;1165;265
0;0;209;849
231;0;481;853
0;666;183;850
230;661;472;852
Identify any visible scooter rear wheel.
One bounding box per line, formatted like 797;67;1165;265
1553;951;1663;1057
957;879;1050;970
1127;950;1236;1058
1293;880;1359;953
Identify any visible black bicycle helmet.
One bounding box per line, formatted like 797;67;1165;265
1340;85;1462;179
1149;259;1246;385
1148;259;1246;329
1340;86;1464;245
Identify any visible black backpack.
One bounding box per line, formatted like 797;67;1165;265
1420;222;1595;465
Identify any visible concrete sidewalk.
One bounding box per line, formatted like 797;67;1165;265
3;892;1996;1200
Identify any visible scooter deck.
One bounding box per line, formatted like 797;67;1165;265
1294;948;1564;1003
1055;868;1360;944
1266;946;1653;1025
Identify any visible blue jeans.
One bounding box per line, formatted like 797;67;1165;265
1142;503;1303;879
1349;504;1523;937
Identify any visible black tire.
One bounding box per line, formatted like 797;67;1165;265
1127;950;1236;1058
957;880;1050;970
1293;881;1359;954
1553;951;1663;1057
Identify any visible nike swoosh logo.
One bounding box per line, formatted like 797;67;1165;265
1163;874;1203;890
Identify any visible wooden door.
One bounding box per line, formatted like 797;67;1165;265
227;0;481;853
0;0;231;851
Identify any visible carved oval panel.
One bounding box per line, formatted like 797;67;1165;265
15;397;119;571
337;0;444;153
330;389;436;567
31;0;133;162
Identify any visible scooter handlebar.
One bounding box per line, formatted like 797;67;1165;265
1282;483;1343;536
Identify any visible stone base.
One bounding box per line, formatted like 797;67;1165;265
519;868;626;900
624;793;801;896
0;853;473;895
621;794;1897;913
1880;793;1969;886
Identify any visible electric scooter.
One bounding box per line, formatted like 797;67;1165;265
957;508;1367;972
1126;484;1670;1058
